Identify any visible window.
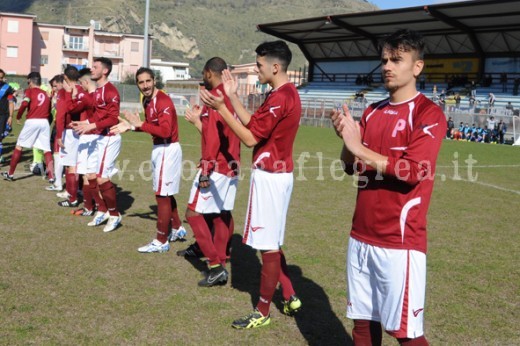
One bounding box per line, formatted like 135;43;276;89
131;42;139;52
41;55;48;65
41;31;49;41
7;20;19;33
68;36;85;50
6;46;18;58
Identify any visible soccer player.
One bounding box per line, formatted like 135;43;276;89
331;29;446;345
0;69;15;166
200;41;302;328
69;68;99;216
110;67;186;252
71;58;122;232
2;72;55;182
56;66;85;208
182;57;241;287
45;75;65;192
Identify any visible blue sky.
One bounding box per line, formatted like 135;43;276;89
370;0;471;10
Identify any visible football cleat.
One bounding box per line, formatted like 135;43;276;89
73;207;96;216
87;211;109;227
137;239;170;253
282;295;302;316
103;213;122;233
176;242;204;258
45;184;63;191
58;199;79;208
2;172;14;181
56;191;71;199
198;265;228;287
169;226;187;242
231;309;271;329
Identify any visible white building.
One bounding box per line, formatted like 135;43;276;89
150;59;190;82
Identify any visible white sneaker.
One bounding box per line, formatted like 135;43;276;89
45;184;62;192
87;211;109;227
169;226;187;242
138;239;170;253
56;191;70;199
103;213;122;233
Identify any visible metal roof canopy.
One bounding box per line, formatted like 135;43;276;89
257;0;520;73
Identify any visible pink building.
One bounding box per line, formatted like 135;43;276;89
0;12;150;82
0;12;36;75
33;22;150;82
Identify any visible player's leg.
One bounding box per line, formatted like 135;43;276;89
352;320;383;346
212;211;231;264
278;249;301;315
137;195;171;253
96;135;121;232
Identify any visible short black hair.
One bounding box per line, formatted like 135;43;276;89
135;67;155;82
49;74;64;86
0;69;5;76
381;29;425;60
203;57;227;76
93;57;113;76
28;72;43;86
79;68;91;78
64;65;80;81
255;40;292;72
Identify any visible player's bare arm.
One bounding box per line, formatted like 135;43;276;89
185;104;203;133
200;89;258;147
221;69;252;126
340;108;388;174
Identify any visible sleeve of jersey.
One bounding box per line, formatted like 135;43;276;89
55;97;67;139
95;89;120;130
200;109;220;176
140;101;173;139
245;99;281;141
16;91;30;120
385;106;447;185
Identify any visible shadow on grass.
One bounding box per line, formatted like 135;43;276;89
125;204;158;221
275;265;353;346
229;234;352;345
115;185;135;215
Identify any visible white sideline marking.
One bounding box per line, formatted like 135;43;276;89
436;174;520;195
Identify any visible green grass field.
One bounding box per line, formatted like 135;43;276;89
1;120;519;345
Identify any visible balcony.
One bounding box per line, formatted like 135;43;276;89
62;44;88;52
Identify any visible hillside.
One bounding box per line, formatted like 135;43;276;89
0;0;376;73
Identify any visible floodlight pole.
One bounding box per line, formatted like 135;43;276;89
143;0;150;67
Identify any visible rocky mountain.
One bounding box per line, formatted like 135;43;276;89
1;0;377;73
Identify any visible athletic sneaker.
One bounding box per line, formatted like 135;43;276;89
58;199;79;208
71;207;95;216
48;178;55;184
87;211;109;227
169;226;187;242
103;213;122;233
2;172;14;181
198;265;228;287
45;184;63;192
176;242;204;258
137;239;170;253
56;191;71;199
282;295;302;316
231;309;271;329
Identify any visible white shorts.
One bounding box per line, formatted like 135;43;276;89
187;169;238;213
243;169;293;251
76;134;100;175
60;129;80;166
96;135;121;179
152;142;182;196
16;119;51;152
346;237;426;339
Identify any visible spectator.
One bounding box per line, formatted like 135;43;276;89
500;73;508;92
488;93;496;114
455;93;461;110
470;80;477;99
497;119;507;144
505;102;514;115
513;78;519;96
447;116;454;139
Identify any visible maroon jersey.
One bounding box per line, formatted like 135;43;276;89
55;89;71;139
140;90;179;145
65;88;97;134
351;93;446;254
16;87;51;120
200;83;241;177
93;82;120;135
245;83;301;173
